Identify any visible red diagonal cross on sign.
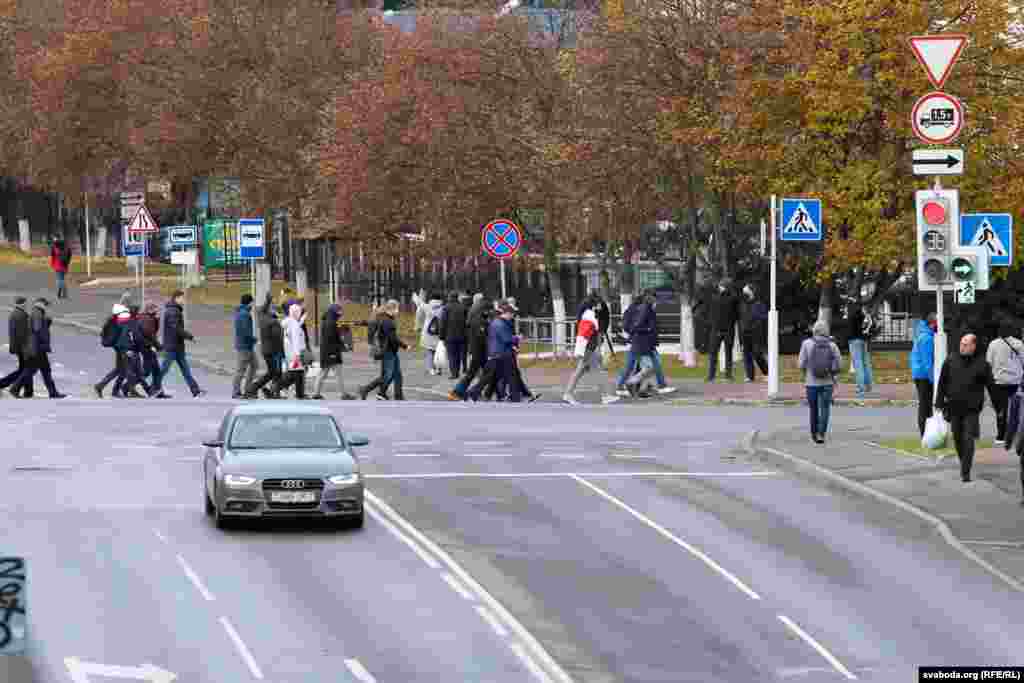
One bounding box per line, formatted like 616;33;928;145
482;220;522;260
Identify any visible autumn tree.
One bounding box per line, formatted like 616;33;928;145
726;0;1024;325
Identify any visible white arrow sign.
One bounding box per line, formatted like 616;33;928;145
64;657;177;683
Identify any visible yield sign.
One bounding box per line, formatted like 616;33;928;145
908;34;968;90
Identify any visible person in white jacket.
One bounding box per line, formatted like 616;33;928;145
986;323;1024;444
416;292;445;375
276;303;308;399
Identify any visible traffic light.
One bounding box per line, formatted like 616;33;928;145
916;188;959;291
949;245;990;292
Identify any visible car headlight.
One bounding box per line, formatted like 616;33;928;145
224;474;257;488
328;473;360;486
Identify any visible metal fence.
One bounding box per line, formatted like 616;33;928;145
514;310;916;359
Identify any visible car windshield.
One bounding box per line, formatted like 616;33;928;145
228;414;343;449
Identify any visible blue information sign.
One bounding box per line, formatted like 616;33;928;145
123;229;144;257
238;218;265;259
780;198;823;242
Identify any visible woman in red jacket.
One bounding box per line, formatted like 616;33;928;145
49;238;72;299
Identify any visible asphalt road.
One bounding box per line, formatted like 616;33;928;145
2;334;1024;682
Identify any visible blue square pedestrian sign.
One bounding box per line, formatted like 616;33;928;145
960;213;1012;267
780;198;822;241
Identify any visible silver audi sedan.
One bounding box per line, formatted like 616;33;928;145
202;403;369;530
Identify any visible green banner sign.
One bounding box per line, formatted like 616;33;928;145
203;219;238;268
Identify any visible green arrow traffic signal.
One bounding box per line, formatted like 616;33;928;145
951;257;974;280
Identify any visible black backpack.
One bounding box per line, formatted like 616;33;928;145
427;315;440;337
100;316;119;348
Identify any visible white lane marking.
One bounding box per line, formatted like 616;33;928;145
509;642;555;683
364;491;573;683
53;362;64;368
539;453;587;459
441;572;475;601
220;616;264;679
464;441;507;447
153;529;168;544
393;441;435;447
365;505;440;569
393;452;442;458
777;615;858;680
464;453;516;457
64;657;177;682
475;605;509;637
609;453;656;460
571;474;762;601
365;471;778;479
344;658;377;683
176;555;215;602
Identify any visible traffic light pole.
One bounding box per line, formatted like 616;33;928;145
933;176;946;408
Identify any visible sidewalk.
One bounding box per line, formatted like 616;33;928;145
755;424;1024;590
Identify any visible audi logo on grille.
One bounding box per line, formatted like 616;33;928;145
281;480;306;489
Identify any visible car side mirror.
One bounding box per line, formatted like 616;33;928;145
346;433;370;448
202;439;224;448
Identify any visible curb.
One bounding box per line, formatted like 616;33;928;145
668;397;917;408
747;429;1024;595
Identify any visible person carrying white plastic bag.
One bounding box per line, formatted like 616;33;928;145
434;340;448;373
563;303;620;406
921;411;949;450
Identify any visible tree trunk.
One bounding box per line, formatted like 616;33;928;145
817;279;835;329
544;209;567;356
679;292;697;367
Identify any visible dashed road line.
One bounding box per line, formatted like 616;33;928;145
464;453;516;457
392;452;442;458
571;474;762;600
539;453;587;459
609;453;656;460
464;441;507;447
777;615;857;680
344;658;377;683
365;504;441;569
176;555;216;602
475;605;509;637
220;616;263;679
441;572;475;601
153;529;168;544
393;441;436;447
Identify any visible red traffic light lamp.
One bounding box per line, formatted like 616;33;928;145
923;200;947;225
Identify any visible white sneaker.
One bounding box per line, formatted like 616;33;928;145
994;439;1005;446
657;387;677;395
601;395;622;404
563;394;580;406
616;388;630;397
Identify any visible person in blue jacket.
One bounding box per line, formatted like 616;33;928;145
232;294;258;399
910;313;938;437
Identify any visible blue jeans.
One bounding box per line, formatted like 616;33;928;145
806;385;834;436
849;339;873;395
160;351;200;395
381;352;404;400
616;349;666;388
55;271;66;296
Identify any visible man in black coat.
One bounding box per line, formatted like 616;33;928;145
936;332;995;483
440;292;468;379
449;295;492;400
11;298;65;399
0;297;31;396
248;293;286;399
159;290;204;397
707;279;740;382
738;284;769;382
312;303;356;400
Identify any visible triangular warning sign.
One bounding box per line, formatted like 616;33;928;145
909;35;968;90
127;205;159;233
970;219;1007;257
783;203;818;234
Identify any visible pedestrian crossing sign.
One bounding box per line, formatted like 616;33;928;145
960;214;1012;267
780;198;823;241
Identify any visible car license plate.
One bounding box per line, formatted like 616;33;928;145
270;491;317;504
